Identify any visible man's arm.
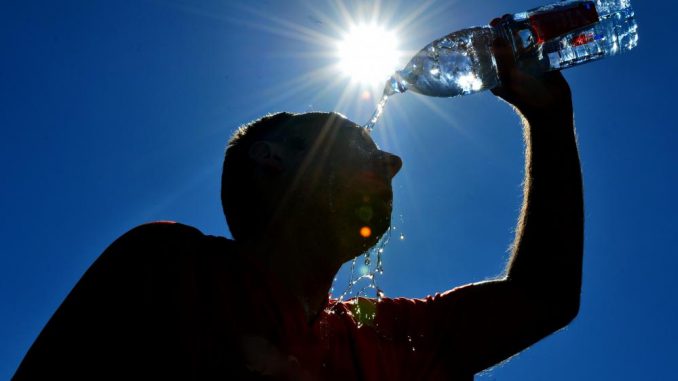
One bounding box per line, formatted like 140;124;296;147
438;39;584;374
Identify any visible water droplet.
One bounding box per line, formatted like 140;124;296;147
407;335;416;351
399;233;405;240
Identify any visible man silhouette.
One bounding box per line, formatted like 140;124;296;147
14;39;583;380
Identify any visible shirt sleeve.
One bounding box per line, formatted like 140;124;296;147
349;285;478;380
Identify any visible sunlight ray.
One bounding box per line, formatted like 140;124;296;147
390;0;443;36
375;96;450;176
405;95;493;165
156;1;241;24
333;83;363;118
370;0;382;25
261;65;338;99
156;1;335;49
221;2;338;47
303;0;363;39
409;95;464;133
331;0;358;30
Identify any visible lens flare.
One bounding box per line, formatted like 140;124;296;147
360;226;372;238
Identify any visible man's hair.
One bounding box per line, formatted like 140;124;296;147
221;111;352;241
221;112;295;241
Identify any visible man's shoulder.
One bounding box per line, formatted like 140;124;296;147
13;223;238;380
98;221;236;268
122;220;231;244
122;221;206;241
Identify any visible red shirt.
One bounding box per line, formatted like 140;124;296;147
14;222;474;380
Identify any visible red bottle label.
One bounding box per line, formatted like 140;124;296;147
529;1;600;43
572;31;595;46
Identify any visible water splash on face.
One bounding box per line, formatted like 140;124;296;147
332;181;407;306
334;227;392;305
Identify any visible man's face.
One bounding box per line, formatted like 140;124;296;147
266;115;402;261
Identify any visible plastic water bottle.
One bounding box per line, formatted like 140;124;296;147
385;0;638;98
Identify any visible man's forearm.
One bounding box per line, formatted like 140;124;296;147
506;105;584;317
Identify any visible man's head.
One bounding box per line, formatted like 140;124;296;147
222;112;401;262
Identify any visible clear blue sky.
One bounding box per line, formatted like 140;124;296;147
1;1;676;379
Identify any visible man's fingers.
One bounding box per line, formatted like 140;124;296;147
491;37;514;82
491;14;513;26
489;13;516;78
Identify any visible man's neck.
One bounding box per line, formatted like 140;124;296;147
239;234;343;324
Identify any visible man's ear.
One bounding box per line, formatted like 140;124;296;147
249;141;285;173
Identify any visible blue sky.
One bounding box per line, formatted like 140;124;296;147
1;0;676;379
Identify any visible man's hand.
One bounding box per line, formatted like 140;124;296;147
489;17;572;120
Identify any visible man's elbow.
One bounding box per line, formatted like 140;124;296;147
546;294;580;331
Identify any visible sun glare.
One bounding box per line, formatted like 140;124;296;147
337;24;400;86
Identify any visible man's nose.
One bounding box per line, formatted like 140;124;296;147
378;151;402;179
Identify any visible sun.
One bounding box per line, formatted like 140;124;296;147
337;23;400;86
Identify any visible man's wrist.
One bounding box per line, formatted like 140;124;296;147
519;102;574;131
